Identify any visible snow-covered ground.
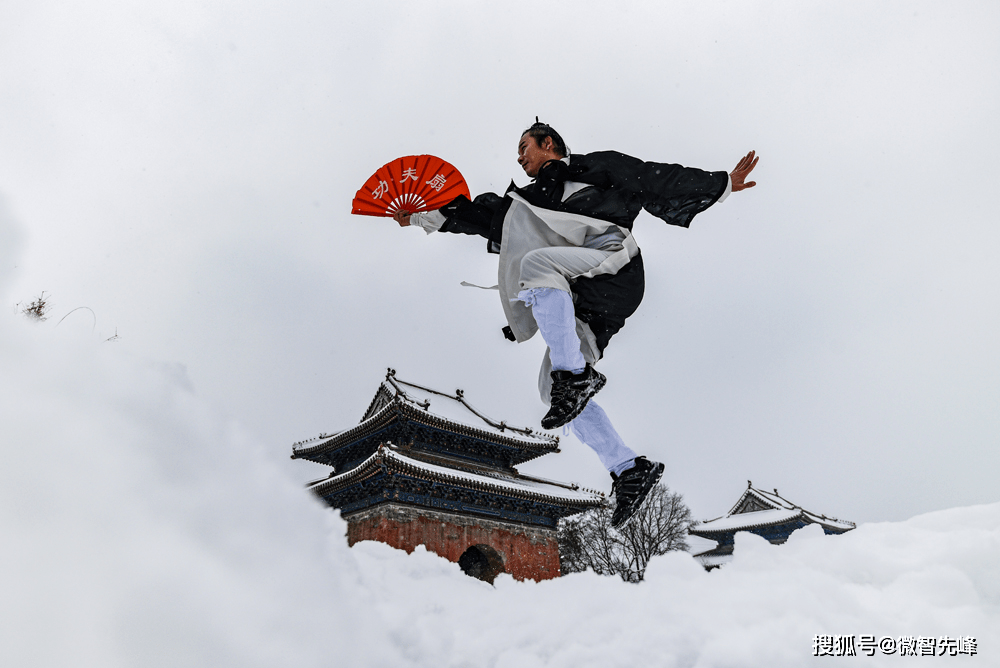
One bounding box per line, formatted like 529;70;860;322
1;318;996;667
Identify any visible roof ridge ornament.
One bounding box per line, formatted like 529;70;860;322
385;370;557;443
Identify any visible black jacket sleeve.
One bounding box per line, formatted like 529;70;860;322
437;191;511;254
572;151;729;229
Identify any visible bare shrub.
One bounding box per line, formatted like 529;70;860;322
559;483;694;582
18;292;50;322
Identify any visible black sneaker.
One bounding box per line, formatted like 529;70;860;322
610;456;665;529
540;364;607;430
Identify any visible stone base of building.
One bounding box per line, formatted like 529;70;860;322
345;502;561;581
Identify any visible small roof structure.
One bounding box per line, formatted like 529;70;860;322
689;481;855;570
691;482;856;538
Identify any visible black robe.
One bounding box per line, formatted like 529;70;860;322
436;151;728;353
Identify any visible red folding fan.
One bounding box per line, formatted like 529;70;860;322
351;155;471;217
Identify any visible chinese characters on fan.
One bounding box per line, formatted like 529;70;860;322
371;173;448;199
812;634;977;657
425;174;447;191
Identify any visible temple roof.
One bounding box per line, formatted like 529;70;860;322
690;482;856;537
308;443;605;508
290;370;559;468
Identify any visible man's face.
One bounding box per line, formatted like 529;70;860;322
517;133;558;178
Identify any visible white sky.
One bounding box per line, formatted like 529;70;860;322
1;0;998;525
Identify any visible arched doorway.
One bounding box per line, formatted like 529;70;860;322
458;544;505;583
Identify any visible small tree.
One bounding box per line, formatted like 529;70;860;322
559;483;694;582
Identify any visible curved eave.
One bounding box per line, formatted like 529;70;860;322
691;511;855;537
290;402;403;459
692;546;722;558
309;447;603;508
799;507;856;531
695;553;733;568
689;510;807;536
291;398;558;463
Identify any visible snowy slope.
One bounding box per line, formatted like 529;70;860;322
1;316;996;668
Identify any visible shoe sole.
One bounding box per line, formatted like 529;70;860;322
613;462;665;530
541;371;607;430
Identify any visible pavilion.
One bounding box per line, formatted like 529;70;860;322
689;481;855;570
291;369;604;582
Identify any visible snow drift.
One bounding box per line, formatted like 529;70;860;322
1;303;996;667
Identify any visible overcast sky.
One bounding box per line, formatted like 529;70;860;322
1;0;998;524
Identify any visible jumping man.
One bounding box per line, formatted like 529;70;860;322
394;122;758;528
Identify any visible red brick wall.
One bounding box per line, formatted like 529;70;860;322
345;504;562;581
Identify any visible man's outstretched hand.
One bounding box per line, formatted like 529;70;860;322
392;210;411;227
730;151;758;192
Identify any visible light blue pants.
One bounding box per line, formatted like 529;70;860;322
518;286;638;475
572;401;640;476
